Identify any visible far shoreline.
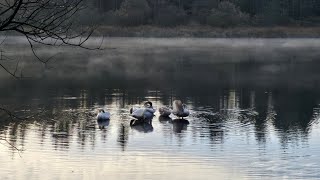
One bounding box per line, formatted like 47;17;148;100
2;25;320;39
94;25;320;38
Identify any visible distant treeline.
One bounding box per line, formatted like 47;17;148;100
79;0;320;27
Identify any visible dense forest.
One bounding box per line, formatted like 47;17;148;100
80;0;320;27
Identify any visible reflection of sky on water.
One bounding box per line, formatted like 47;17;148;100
1;86;320;179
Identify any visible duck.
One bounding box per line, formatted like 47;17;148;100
130;101;155;120
159;106;172;117
97;109;110;121
172;100;189;119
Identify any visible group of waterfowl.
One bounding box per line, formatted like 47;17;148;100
96;100;190;121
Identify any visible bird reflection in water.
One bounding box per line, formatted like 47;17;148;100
158;116;172;124
171;119;190;133
130;118;154;133
97;119;110;129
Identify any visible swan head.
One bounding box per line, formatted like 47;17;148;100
144;101;153;108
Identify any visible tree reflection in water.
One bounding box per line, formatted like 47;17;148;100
0;85;319;153
117;123;129;151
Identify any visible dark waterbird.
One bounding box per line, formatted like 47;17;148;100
159;106;172;117
172;100;190;119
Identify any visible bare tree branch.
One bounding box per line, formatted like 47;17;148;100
0;0;101;78
0;35;7;45
0;138;23;157
0;107;45;120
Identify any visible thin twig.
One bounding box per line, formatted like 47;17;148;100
0;0;102;77
0;138;23;157
0;107;45;120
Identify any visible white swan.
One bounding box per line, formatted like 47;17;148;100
97;109;110;120
130;101;155;120
159;106;172;117
172;100;189;119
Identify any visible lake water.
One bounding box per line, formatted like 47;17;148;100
0;37;320;179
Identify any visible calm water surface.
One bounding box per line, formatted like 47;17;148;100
0;38;320;179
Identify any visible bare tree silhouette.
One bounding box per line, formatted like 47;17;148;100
0;0;98;78
0;1;100;142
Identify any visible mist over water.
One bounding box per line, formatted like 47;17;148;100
1;37;320;89
1;37;320;179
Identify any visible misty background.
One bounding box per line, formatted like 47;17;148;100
1;37;320;90
79;0;320;27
